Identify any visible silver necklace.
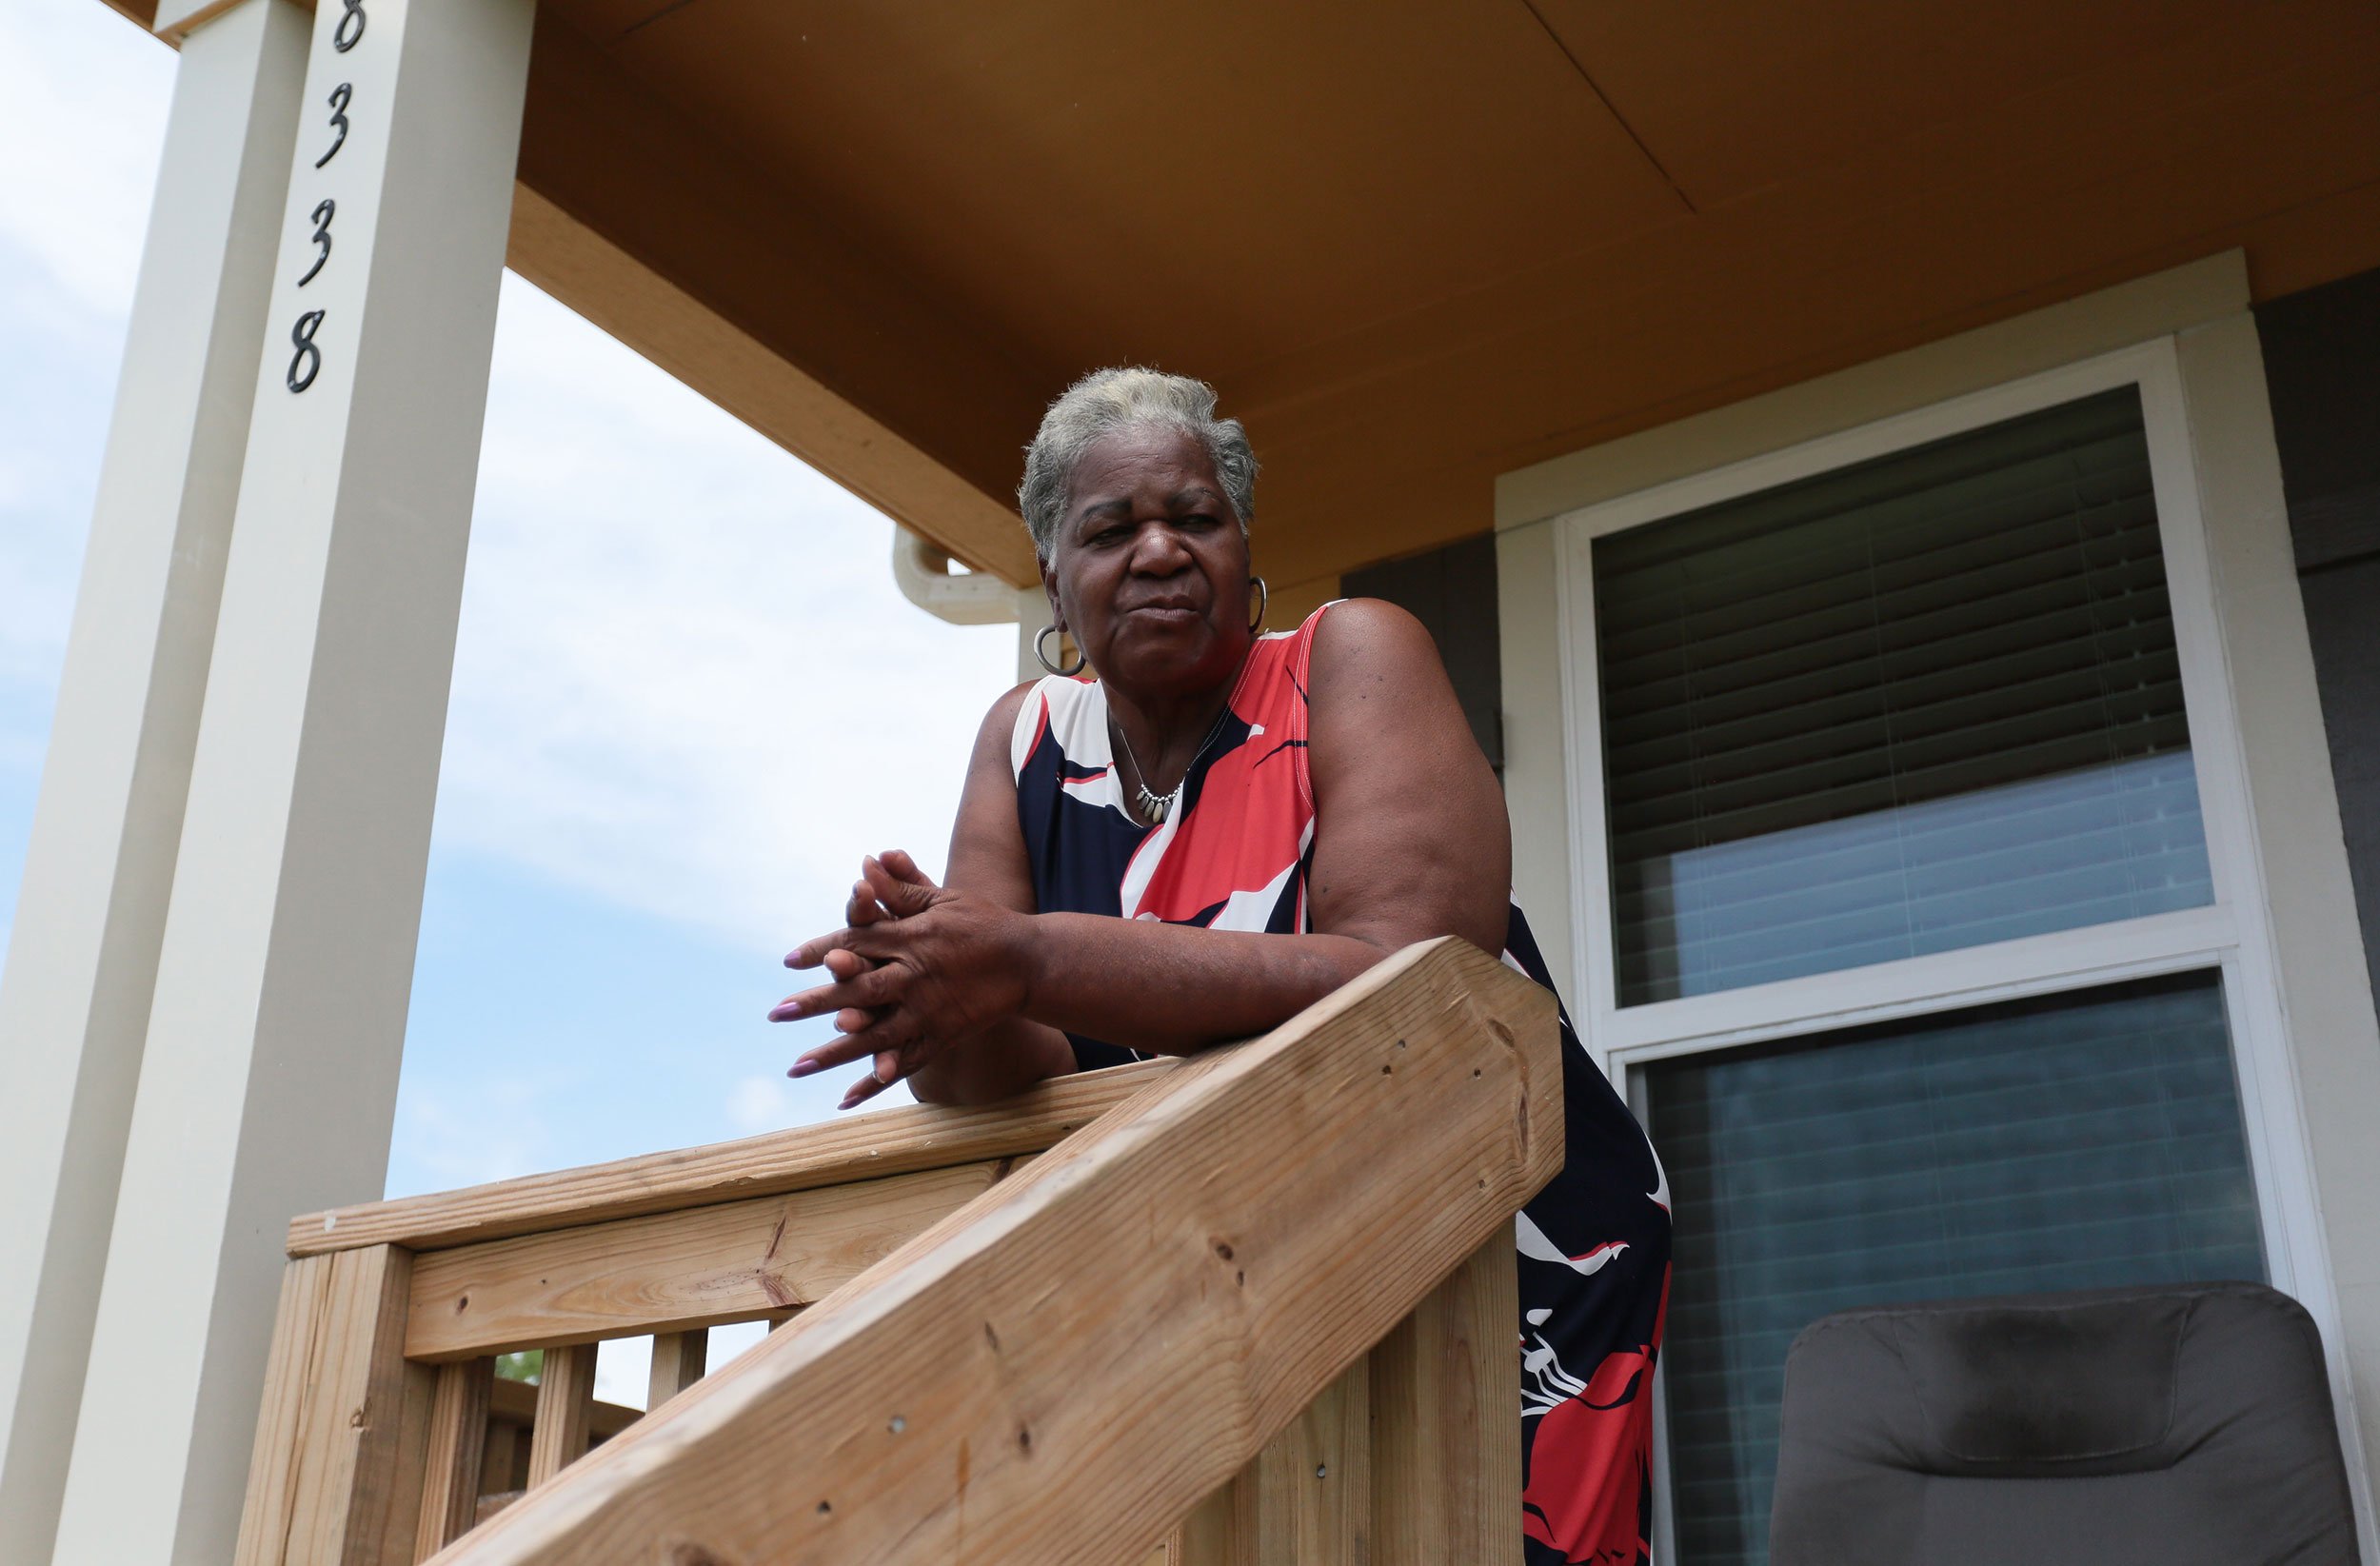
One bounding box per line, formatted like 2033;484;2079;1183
1110;699;1235;825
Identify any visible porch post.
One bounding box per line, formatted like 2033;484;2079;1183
47;0;534;1558
0;4;307;1561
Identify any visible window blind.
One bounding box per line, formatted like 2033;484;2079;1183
1643;971;2262;1566
1595;387;2213;1005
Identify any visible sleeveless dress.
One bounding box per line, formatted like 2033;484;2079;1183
1011;603;1674;1565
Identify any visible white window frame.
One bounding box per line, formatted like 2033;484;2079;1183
1546;338;2340;1559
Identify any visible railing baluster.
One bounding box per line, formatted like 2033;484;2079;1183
478;1406;523;1499
1263;1358;1370;1564
1176;1357;1371;1566
414;1358;493;1560
1175;1481;1232;1565
646;1330;708;1411
1175;1234;1519;1566
525;1344;597;1486
1368;1235;1524;1566
243;943;1557;1566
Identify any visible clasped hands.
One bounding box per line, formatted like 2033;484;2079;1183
770;850;1034;1110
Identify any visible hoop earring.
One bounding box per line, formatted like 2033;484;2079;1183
1249;575;1269;633
1034;623;1087;677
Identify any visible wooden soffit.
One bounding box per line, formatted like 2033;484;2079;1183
119;0;2380;585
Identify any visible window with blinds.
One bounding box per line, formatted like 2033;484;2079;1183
1643;970;2263;1566
1594;387;2213;1006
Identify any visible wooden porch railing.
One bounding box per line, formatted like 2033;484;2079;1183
232;937;1560;1566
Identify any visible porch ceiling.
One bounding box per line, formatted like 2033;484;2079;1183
118;0;2380;587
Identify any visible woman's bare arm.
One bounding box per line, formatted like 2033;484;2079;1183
1002;598;1508;1048
777;602;1509;1089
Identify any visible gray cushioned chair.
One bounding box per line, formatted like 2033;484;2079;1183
1769;1281;2359;1566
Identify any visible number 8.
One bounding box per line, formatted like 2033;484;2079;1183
288;310;326;394
332;0;365;52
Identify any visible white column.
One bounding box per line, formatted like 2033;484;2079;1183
49;0;533;1559
0;5;306;1562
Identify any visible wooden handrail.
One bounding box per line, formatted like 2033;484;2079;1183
288;1061;1166;1256
404;1161;1019;1359
233;938;1557;1566
428;938;1557;1566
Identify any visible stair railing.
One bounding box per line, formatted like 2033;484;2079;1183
232;937;1560;1566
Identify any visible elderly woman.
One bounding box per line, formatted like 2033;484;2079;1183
772;369;1669;1565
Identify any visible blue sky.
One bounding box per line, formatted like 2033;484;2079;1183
1;0;1021;1387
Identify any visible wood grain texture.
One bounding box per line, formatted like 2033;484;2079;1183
488;1376;641;1442
525;1345;598;1487
497;0;2380;604
236;1256;335;1566
1250;1362;1369;1565
647;1331;709;1412
1369;1234;1524;1566
383;1351;440;1565
234;1245;434;1566
504;183;1041;588
1179;1359;1372;1566
509;17;1054;579
407;1161;1006;1358
479;1419;522;1500
423;938;1558;1566
415;1360;494;1561
1175;1478;1236;1565
476;1377;636;1506
292;1063;1160;1258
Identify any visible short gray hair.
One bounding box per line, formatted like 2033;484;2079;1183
1019;367;1258;561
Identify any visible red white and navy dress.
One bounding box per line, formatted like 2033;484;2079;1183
1011;602;1674;1565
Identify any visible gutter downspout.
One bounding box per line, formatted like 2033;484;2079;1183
890;527;1018;625
890;526;1053;681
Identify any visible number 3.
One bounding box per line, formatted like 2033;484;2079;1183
295;199;334;287
315;83;350;169
287;310;325;394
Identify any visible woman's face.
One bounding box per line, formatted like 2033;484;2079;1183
1043;426;1253;697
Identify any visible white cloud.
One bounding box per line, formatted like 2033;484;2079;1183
0;2;169;698
0;4;1021;971
0;1;172;319
723;1073;788;1135
437;274;1021;955
390;1077;555;1191
0;2;1005;1183
719;1064;913;1140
